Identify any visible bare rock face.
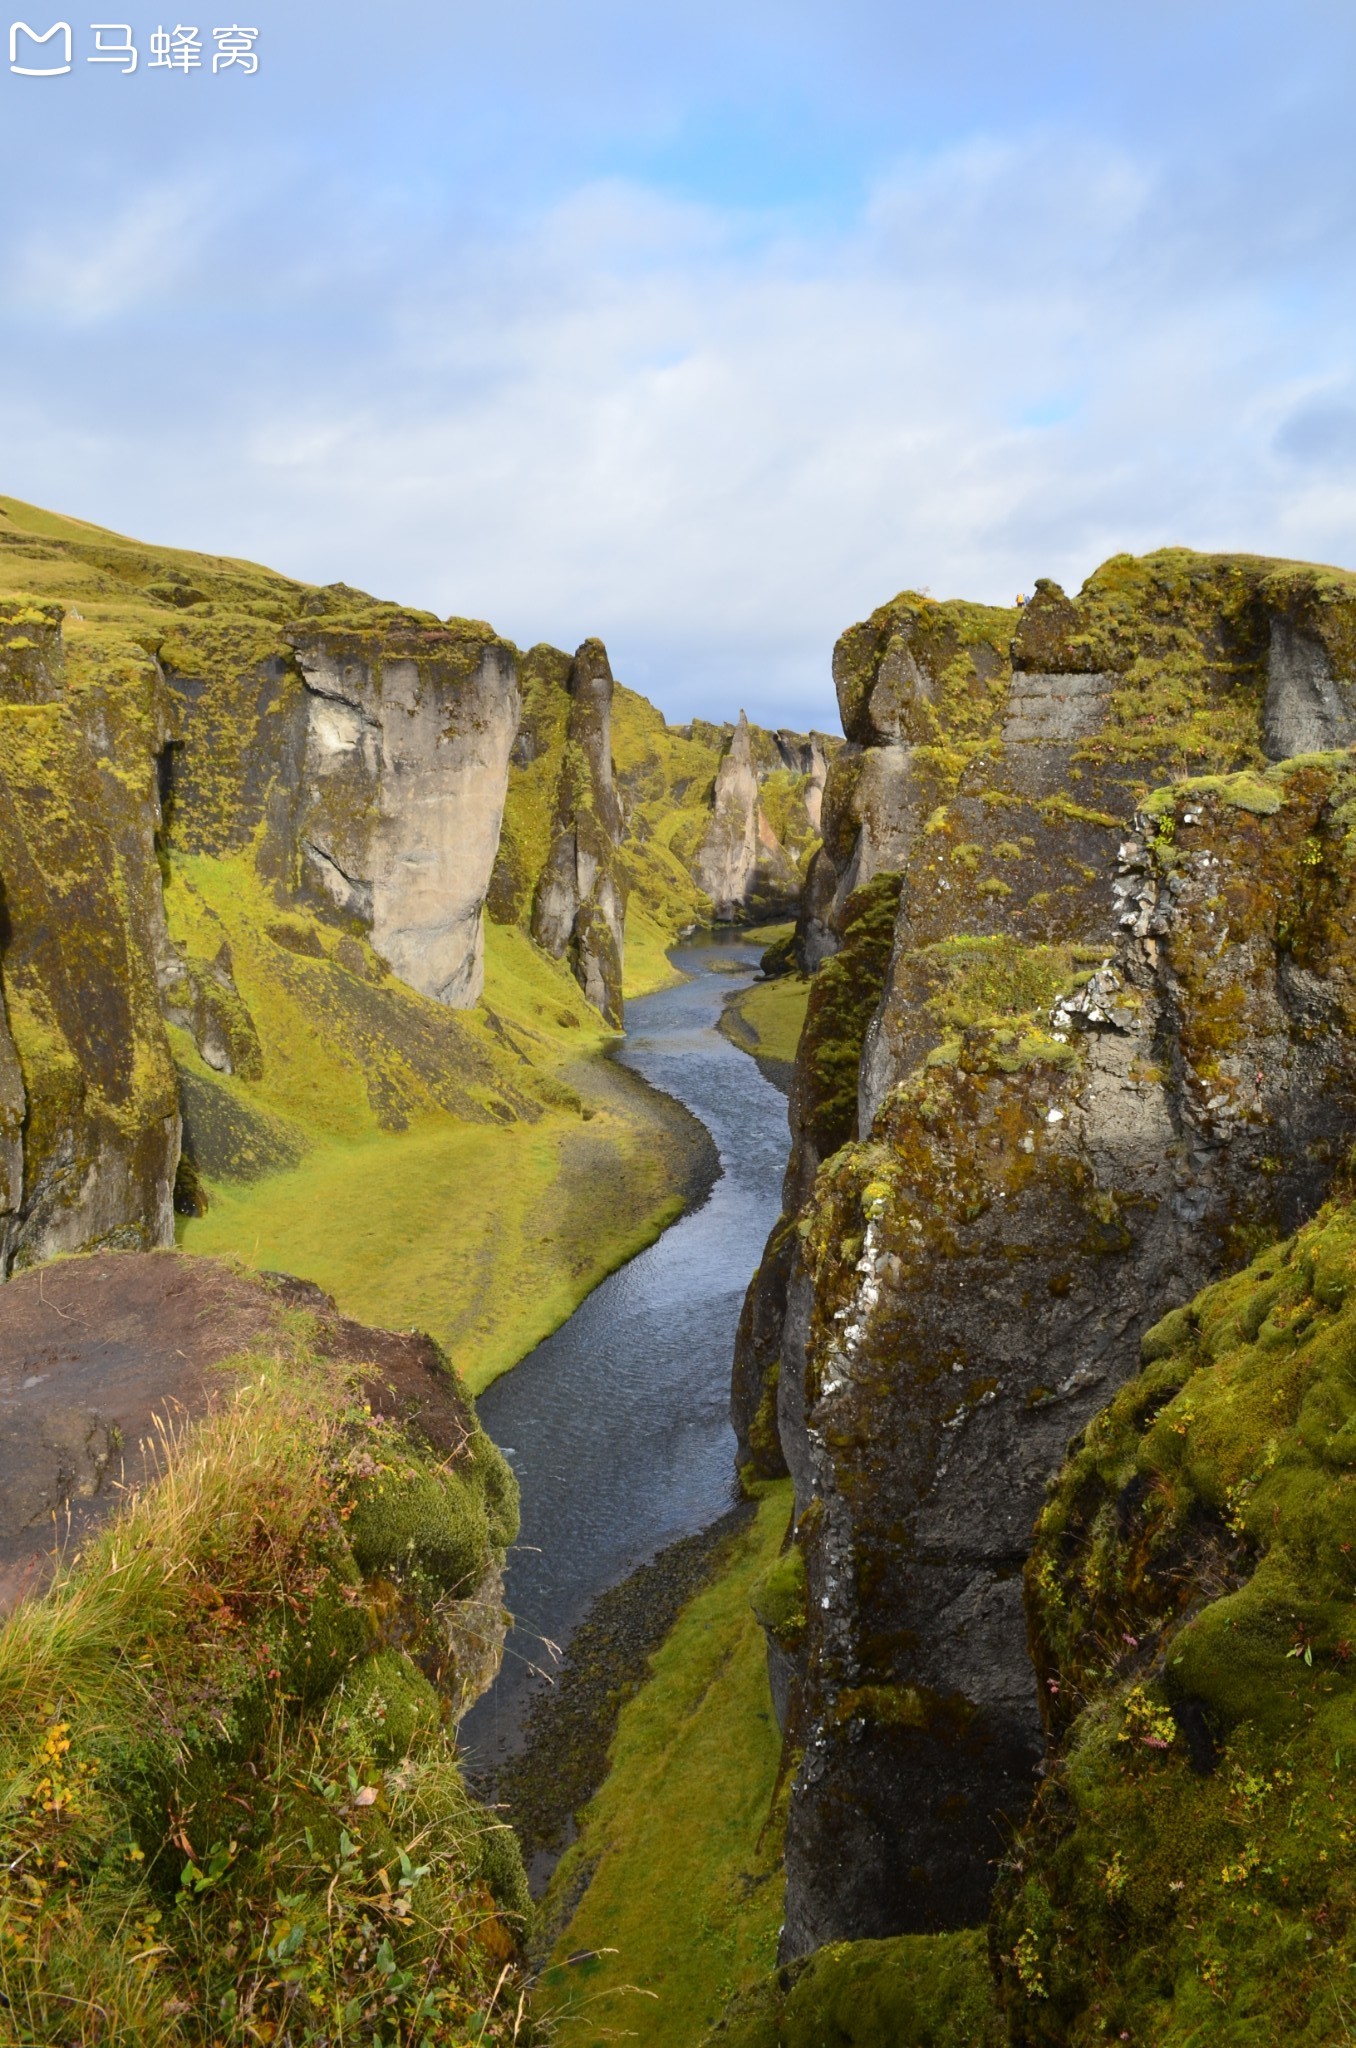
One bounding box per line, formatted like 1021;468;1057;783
773;729;832;830
0;603;180;1275
289;623;522;1007
695;711;802;919
735;551;1356;1957
1264;613;1356;758
530;638;629;1025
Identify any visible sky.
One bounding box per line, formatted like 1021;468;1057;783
2;1;1356;728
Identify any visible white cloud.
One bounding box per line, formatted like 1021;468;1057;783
4;109;1356;728
10;181;220;325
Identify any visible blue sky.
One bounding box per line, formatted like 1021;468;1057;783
3;1;1356;726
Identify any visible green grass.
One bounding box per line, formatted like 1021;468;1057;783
622;898;689;1000
182;1113;685;1397
537;1483;793;2047
0;1314;531;2046
724;975;812;1067
707;1930;1002;2047
168;854;697;1394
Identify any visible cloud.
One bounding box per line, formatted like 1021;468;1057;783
3;32;1356;726
1275;398;1356;474
9;181;220;325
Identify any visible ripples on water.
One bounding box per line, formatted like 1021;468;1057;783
459;934;791;1773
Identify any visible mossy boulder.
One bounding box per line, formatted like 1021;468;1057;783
993;1198;1356;2044
346;1423;518;1611
0;1256;529;2038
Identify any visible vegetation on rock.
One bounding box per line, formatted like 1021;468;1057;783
993;1198;1356;2044
0;1284;530;2045
706;1930;1002;2047
735;547;1356;1968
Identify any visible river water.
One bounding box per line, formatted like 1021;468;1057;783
459;933;791;1777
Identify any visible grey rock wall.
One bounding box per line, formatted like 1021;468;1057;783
695;711;801;919
741;553;1356;1961
291;626;522;1008
530;637;629;1025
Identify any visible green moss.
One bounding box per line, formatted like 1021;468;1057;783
539;1484;792;2046
334;1648;442;1764
707;1930;1002;2047
996;1197;1356;2044
1142;764;1289;818
345;1427;517;1604
799;872;905;1158
751;1532;806;1653
833;592;1017;747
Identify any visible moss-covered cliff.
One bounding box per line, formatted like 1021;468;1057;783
988;1197;1356;2042
0;591;180;1271
0;496;720;1303
736;550;1356;1962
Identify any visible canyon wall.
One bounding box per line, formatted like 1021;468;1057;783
0;599;180;1274
286;622;521;1008
694;710;805;919
529;637;629;1025
0;494;831;1274
735;550;1356;1956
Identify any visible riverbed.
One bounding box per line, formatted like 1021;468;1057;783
459;933;791;1777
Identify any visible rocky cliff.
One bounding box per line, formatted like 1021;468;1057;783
528;638;629;1025
284;622;521;1007
694;711;806;920
0;499;708;1275
992;1186;1356;2044
0;597;180;1274
493;662;835;1001
157;593;522;1012
735;550;1356;1959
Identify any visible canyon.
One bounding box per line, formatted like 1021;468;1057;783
6;501;1356;2045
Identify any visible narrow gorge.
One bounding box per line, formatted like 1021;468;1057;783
7;498;1356;2048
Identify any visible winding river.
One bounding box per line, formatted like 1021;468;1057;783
459;932;791;1776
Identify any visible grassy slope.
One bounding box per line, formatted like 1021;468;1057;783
723;974;812;1067
169;861;692;1395
0;497;708;1394
537;1483;792;2047
0;1306;531;2047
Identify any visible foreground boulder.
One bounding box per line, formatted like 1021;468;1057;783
0;1250;528;2041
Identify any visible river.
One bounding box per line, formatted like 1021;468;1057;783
459;932;791;1777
